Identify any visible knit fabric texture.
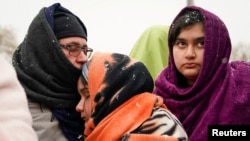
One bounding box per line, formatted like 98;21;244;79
12;3;85;141
54;11;87;40
12;3;87;108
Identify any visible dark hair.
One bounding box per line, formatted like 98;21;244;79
169;10;204;47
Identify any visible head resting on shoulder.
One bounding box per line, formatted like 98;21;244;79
80;52;154;124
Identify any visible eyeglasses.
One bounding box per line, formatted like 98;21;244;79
60;43;93;58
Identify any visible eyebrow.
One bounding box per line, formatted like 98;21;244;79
66;42;81;45
196;37;204;41
65;41;88;47
176;36;204;41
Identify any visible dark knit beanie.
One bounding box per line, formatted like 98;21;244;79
54;11;87;40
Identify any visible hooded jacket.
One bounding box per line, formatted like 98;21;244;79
129;25;169;80
153;6;250;141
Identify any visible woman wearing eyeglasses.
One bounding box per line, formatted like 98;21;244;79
12;3;93;141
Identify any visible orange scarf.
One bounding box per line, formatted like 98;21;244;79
85;52;179;141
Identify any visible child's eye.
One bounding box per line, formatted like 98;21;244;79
197;41;204;47
175;41;186;48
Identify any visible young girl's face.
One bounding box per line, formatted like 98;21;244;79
76;76;92;121
173;22;205;86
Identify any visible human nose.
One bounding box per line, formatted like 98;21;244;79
76;99;84;113
76;51;88;63
185;45;196;59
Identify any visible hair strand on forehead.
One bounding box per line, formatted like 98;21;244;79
169;9;204;47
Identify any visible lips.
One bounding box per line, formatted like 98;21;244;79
184;63;196;68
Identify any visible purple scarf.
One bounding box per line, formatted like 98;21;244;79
153;6;250;141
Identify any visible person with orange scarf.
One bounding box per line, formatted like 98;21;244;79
76;51;189;141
